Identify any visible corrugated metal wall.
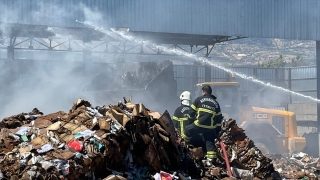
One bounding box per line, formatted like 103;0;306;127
173;65;287;94
212;66;287;90
173;65;205;96
1;0;320;40
229;67;255;94
0;57;316;105
290;66;317;103
173;65;317;105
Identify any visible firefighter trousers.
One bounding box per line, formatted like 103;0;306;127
184;123;217;159
188;133;206;153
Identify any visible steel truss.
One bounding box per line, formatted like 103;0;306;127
0;23;245;60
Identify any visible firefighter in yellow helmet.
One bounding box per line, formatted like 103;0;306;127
172;91;206;150
184;85;223;162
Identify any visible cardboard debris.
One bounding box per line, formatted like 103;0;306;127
0;98;184;180
0;98;310;180
213;119;281;180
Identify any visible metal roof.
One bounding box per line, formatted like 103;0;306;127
0;23;234;45
1;0;320;40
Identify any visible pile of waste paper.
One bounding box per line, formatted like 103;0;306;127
268;152;320;179
213;119;281;180
0;97;283;180
0;98;199;180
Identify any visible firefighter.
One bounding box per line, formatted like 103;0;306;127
184;85;223;162
172;91;205;149
172;91;192;139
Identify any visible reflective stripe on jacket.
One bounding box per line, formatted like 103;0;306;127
190;94;223;129
206;151;217;159
173;105;192;139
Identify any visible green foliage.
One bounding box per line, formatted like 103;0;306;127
291;55;308;67
259;55;286;68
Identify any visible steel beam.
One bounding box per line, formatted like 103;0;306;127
7;45;14;59
316;41;320;129
204;64;211;82
0;24;245;59
0;46;213;56
0;25;241;58
203;44;215;80
205;45;214;57
287;68;292;104
315;52;320;155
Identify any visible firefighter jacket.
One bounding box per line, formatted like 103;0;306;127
189;94;223;129
172;105;193;138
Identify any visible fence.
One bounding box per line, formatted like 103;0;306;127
0;58;316;105
173;65;316;106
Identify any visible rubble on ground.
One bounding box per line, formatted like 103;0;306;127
267;152;320;179
0;98;313;180
209;119;281;180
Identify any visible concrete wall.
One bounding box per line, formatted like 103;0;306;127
288;102;317;136
288;103;317;121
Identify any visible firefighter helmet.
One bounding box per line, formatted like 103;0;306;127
180;91;191;101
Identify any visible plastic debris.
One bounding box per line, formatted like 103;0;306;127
0;98;307;179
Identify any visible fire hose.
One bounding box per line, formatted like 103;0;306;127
219;140;233;177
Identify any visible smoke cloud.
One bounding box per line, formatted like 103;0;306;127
0;1;181;118
1;0;318;157
0;2;112;118
0;1;309;122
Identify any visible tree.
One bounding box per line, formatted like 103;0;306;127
259;55;286;68
291;55;308;67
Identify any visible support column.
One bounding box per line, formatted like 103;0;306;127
7;37;15;59
317;41;320;129
204;44;214;82
316;41;320;157
7;45;14;59
192;65;198;95
83;48;92;76
83;49;92;62
205;59;211;82
288;68;292;104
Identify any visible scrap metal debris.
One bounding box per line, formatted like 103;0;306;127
0;98;308;180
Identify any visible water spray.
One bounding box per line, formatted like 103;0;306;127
76;20;320;103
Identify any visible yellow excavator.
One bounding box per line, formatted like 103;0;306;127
195;82;306;154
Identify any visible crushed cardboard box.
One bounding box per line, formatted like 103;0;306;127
0;98;304;180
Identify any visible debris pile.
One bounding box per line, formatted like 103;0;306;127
214;119;280;180
268;152;320;179
0;98;187;180
0;98;297;180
